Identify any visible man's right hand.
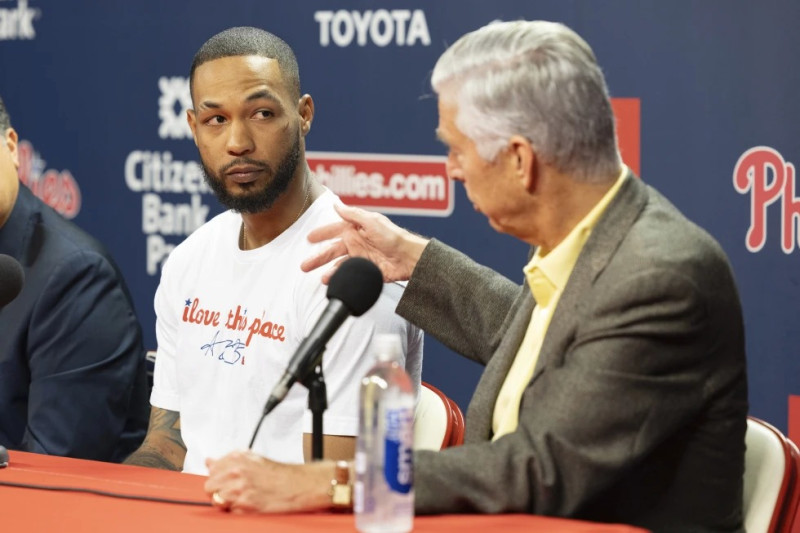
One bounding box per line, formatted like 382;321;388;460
301;203;429;284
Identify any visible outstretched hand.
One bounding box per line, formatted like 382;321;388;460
301;203;429;284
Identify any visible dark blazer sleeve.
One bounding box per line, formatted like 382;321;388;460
397;239;522;366
403;179;747;530
22;249;146;460
413;263;721;515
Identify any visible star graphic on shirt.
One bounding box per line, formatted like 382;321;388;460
185;298;192;306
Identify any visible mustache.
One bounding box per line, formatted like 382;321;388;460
219;157;269;174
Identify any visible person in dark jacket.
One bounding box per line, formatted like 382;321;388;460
0;94;149;462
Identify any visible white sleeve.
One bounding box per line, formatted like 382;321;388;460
300;279;423;436
149;254;181;412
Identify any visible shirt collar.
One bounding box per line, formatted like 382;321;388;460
523;166;629;304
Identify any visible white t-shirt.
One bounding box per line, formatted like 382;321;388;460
150;189;423;474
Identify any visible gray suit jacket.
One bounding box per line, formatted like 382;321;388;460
398;174;748;532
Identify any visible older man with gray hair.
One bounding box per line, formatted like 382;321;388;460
204;20;748;532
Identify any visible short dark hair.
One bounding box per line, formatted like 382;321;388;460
0;95;11;133
189;26;300;101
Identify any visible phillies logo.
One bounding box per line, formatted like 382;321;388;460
17;140;81;219
733;146;798;253
307;151;452;217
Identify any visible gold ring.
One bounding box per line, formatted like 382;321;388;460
212;491;227;507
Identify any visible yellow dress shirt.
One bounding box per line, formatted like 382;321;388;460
492;167;629;439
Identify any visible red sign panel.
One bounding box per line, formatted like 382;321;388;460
612;97;641;177
308;97;641;217
307;152;452;216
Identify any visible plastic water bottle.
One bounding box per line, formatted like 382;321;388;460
355;333;414;533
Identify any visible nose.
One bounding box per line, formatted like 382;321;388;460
226;120;255;156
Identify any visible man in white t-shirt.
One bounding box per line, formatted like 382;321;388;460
124;26;423;474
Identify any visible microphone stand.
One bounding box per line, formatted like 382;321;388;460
248;361;328;460
301;364;327;461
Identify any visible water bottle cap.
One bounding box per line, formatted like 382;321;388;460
371;333;402;361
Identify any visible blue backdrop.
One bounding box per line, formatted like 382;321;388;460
2;0;798;436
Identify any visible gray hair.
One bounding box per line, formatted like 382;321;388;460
431;20;621;182
190;26;301;101
0;95;11;133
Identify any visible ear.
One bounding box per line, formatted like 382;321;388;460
508;134;536;193
4;128;19;169
298;94;315;136
186;109;198;147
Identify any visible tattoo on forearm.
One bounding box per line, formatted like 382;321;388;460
151;408;184;447
123;408;187;470
125;449;182;471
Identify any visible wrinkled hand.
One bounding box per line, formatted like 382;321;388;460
301;203;429;284
204;450;332;514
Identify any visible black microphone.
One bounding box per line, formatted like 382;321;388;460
262;256;383;417
0;254;24;308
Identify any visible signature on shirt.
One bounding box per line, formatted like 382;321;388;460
201;330;246;365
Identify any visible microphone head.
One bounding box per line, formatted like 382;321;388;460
0;254;24;308
326;257;383;317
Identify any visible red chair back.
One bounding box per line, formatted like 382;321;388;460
744;416;800;533
420;382;465;449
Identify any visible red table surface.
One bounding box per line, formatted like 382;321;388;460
0;450;648;532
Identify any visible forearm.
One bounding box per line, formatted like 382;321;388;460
394;229;429;280
290;460;339;511
123;407;186;471
124;444;184;471
303;434;355;462
399;239;521;363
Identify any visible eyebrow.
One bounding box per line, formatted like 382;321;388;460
198;89;284;110
245;89;282;105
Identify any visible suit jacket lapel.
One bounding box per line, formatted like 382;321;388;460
464;171;649;442
534;171;648;375
464;278;535;443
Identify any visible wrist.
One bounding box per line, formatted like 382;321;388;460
400;232;429;278
328;460;354;512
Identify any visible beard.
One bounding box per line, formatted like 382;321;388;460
201;134;301;214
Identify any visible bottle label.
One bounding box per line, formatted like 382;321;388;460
384;406;413;494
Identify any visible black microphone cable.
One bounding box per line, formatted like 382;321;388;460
0;479;211;506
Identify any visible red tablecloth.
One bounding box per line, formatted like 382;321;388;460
0;450;648;532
